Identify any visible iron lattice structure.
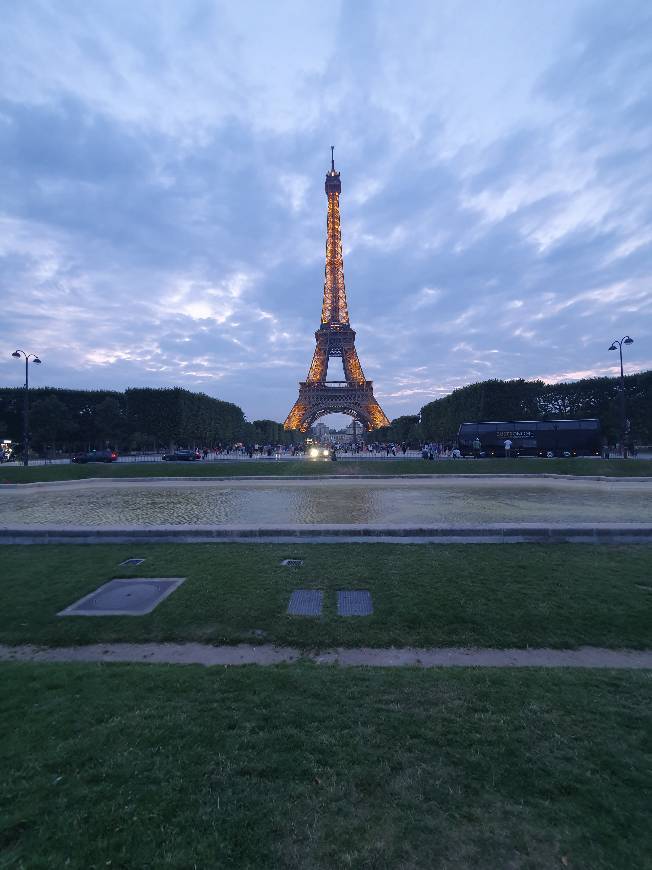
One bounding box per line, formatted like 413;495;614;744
284;151;390;433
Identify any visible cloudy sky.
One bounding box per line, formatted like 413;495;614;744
1;0;650;425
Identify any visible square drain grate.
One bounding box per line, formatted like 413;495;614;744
281;559;304;567
337;590;373;617
287;589;323;616
120;558;146;566
58;578;186;617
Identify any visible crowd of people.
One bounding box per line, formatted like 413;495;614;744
189;441;507;459
420;442;461;459
190;444;305;459
187;442;425;459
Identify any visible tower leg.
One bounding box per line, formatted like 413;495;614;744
306;339;329;384
342;345;365;385
284;399;310;431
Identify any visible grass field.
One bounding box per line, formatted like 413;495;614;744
1;457;651;484
1;663;650;869
3;541;650;867
1;543;650;649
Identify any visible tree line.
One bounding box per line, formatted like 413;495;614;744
375;370;652;445
2;371;648;454
0;386;302;453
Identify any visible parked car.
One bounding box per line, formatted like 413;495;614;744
161;449;202;461
72;449;118;464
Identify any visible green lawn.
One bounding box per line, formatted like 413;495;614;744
1;543;650;649
1;663;649;869
1;457;651;484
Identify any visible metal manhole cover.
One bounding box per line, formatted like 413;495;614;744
281;559;304;567
120;558;146;566
337;590;373;617
58;578;186;616
287;589;323;616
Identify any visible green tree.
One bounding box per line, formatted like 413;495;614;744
374;415;422;445
94;397;126;445
30;396;78;452
419;372;652;444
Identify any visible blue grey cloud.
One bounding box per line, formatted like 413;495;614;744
0;0;650;423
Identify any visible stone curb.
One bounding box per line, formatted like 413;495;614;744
2;472;651;489
1;523;652;544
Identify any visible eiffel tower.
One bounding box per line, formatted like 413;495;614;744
284;149;390;433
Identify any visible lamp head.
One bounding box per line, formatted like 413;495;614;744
33;357;42;364
11;350;20;358
608;343;617;351
623;336;634;345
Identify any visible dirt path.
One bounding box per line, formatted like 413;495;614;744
1;643;651;669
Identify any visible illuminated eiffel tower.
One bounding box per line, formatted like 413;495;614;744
284;149;390;433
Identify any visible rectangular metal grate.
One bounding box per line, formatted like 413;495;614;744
281;559;304;567
120;558;145;566
287;589;323;616
337;590;373;617
58;578;186;616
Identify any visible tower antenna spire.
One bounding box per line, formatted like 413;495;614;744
331;145;335;171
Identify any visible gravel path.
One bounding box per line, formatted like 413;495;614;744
1;643;651;669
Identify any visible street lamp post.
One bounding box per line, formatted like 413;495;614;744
11;350;42;467
608;336;634;458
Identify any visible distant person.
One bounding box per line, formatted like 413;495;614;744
504;438;512;458
451;447;461;459
472;436;481;459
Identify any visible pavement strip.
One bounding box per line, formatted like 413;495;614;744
1;643;651;669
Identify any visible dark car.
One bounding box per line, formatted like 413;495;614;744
72;449;118;464
161;449;202;461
